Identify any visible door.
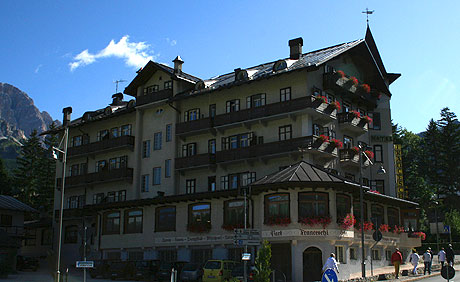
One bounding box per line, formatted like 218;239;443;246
303;247;322;282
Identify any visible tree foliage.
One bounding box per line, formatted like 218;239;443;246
254;240;272;282
0;158;12;195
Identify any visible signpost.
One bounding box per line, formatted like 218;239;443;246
321;269;338;282
372;230;382;242
234;229;261;246
76;261;94;268
441;266;455;281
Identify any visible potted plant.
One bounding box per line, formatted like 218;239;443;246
329;138;343;149
392;226;405;234
315;95;328;104
319;134;329;143
379;224;391;233
356;221;374;231
360;83;371;93
363;115;373;124
350;110;361;119
364;150;374;160
339;214;356;230
351;146;360;154
349;76;359;86
329;100;341;111
299;216;332;229
336;70;346;78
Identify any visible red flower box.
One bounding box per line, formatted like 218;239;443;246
187;222;212;233
330;101;341;111
356;221;374;231
319;134;329;142
339;214;356;230
349;76;359;85
379;224;390;232
350;110;361;119
410;231;426;241
351;146;360;154
265;216;291;226
315;95;328;104
221;223;246;231
299;216;331;229
392;226;405;234
337;70;346;78
360;84;371;93
329;138;343;149
364;150;374;159
363;115;373;124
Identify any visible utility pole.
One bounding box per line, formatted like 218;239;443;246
243;187;248;282
83;226;87;282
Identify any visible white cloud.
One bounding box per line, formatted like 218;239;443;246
34;64;43;74
166;38;177;46
69;35;155;71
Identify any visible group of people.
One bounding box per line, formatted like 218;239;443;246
391;244;455;278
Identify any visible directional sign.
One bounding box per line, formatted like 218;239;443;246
372;230;382;242
234;239;261;246
443;225;451;234
76;261;94;268
322;269;338;282
441;266;455;280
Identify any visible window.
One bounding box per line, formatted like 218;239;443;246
335;246;345;263
103;211;120;235
165;159;171;178
353;201;368;223
209;104;216;118
184;108;200;122
72;135;82;147
344;173;355;182
220;176;229;190
142;141;150;158
182;143;197;157
312;87;322;96
0;214;12;226
93;193;104;204
279;125;292;141
371;180;385;194
374;145;383;163
280;87;291;102
166;124;172;142
387;207;400;228
155;206;176;232
186;179;196;194
109;156;128;170
97;129;109;141
298;192;329;219
208;139;216;154
386;250;392;261
208;176;216;192
141;175;150;192
350;248;357;260
336;194;351;222
124;209;143;234
220;172;256;190
372;249;381;260
371;112;381;130
371;204;385;227
41;228;53;245
69;164;80;176
159;250;177;262
342;101;351;113
164;81;172;89
326;92;335;103
189;203;211;225
343;136;353;149
64;225;78;243
96;160;107;172
154;132;162;150
153;167;161;185
67;196;80;209
107;190;126;202
221;132;254;150
111;127;119;138
121;124;132;136
224;200;245;226
144;85;159;94
246;93;266;108
226;99;240;113
128;251;144;261
264;194;290;223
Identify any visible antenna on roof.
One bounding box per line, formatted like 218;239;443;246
362;8;374;26
113;79;127;93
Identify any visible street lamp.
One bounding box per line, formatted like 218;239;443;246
358;145;386;278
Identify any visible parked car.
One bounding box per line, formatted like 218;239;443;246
156;261;187;281
230;263;255;282
179;262;203;282
134;260;160;281
202;260;236;282
89;260;112;279
16;256;39;271
109;261;136;280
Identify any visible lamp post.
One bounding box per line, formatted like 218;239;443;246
55;107;72;282
359;145;386;278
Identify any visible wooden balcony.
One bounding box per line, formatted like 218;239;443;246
339;148;359;168
175;153;216;170
67;135;135;158
323;72;378;107
175;96;336;136
57;167;133;189
337;113;368;136
136;89;173;106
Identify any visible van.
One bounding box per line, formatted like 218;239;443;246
202;260;236;282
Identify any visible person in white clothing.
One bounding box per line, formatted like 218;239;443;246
438;248;446;267
409;249;420;275
322;253;339;274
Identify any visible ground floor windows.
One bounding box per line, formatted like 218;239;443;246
336;194;351;223
191;249;212;265
353;201;368;223
264;193;290;224
335;245;345;263
387;207;400;228
188;203;211;232
155;206;176;232
223;200;245;228
124;209;143;234
372;249;381;260
350;247;357;260
103;211;120;235
128;251;144;261
159;249;177;262
64;225;78;244
371;204;384;226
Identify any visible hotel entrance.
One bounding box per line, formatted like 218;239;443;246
303;247;322;282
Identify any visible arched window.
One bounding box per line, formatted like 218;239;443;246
336;194;351;222
273;60;288;72
264;193;290;223
298;192;329;219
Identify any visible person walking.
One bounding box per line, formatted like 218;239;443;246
391;248;403;278
446;244;455;267
423;248;432;275
322;253;339;274
438;247;446;267
409;249;420;275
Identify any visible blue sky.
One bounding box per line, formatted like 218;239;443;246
1;0;458;133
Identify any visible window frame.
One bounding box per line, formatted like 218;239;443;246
264;193;290;224
166;124;172;142
186;179;196;194
165;159;171;178
279;125;292;141
336;193;351;222
141;174;150;192
226;99;240;113
155;206;176;232
280;87;291;102
335;245;346;263
223;199;245;226
188;203;211;226
374;145;383;163
153;167;161;185
124;209;143;234
64;225;78;244
298;192;329;219
153;132;162;150
102;211;121;235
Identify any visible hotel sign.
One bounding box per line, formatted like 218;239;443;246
262;229;354;238
394;144;405;199
155;234;234;244
371;135;393;142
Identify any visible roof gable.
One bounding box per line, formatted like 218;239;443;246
0;195;37;213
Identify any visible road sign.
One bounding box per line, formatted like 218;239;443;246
444;225;451;234
322;269;338;282
372;230;382;242
441;266;455;280
242;253;251;261
76;261;94;268
234;239;261;246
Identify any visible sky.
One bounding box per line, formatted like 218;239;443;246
0;0;459;133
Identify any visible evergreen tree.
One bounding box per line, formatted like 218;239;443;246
0;158;12;195
254;240;272;282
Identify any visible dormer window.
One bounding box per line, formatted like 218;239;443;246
195;81;205;90
234;68;248;82
273;60;288;72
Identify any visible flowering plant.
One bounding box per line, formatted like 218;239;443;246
349;76;359;85
329;138;343;149
392;226;405;234
356;221;374;231
369;190;381;194
221;223;246;231
337;70;346;78
187;222;212;233
410;231;426;241
315;95;328;104
330;101;341;111
339;214;356;230
363;115;373;124
351;146;360;154
350;110;361;119
360;84;371;93
364;150;374;159
265;216;291;226
319;134;329;142
299;216;332;229
379;224;390;232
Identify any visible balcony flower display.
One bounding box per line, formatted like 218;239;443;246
319;134;329;142
265;216;291;226
364;150;374;160
410;231;426;241
349;76;359;85
379;224;390;233
392;226;405;234
315;95;328;104
337;70;346;78
356;221;374;231
369;190;381;194
363;115;373;124
187;222;212;233
299;216;331;229
221;223;247;231
350;110;361;119
360;83;371;93
339;214;356;230
351;146;360;154
330;100;341;111
329;138;343;149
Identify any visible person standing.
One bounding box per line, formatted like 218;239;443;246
423;248;432;275
322;253;339;274
409;249;420;275
391;248;403;278
446;244;455;267
438;247;446;267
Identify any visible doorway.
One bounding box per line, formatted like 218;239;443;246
303;247;322;282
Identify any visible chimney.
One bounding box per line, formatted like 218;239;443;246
111;93;123;105
288;37;303;60
62;107;72;126
172;56;184;74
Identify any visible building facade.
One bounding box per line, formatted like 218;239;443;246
49;28;421;280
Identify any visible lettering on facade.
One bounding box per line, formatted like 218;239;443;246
300;229;329;236
155;234;235;245
262;229;353;238
394;144;405;199
371;135;393;142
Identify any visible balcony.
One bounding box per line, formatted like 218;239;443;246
175;96;336;137
136;89;173;106
67;135;135;158
54;208;85;221
57;167;133;189
0;225;25;237
323;72;378;107
175;153;216;171
339;148;359;168
337;113;368;136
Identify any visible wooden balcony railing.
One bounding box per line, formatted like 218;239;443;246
136;89;173;106
57;167;133;188
67;135;135;158
337;113;368;134
176;96;336;135
175;153;216;170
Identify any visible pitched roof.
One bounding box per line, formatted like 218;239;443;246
0;195;37;213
